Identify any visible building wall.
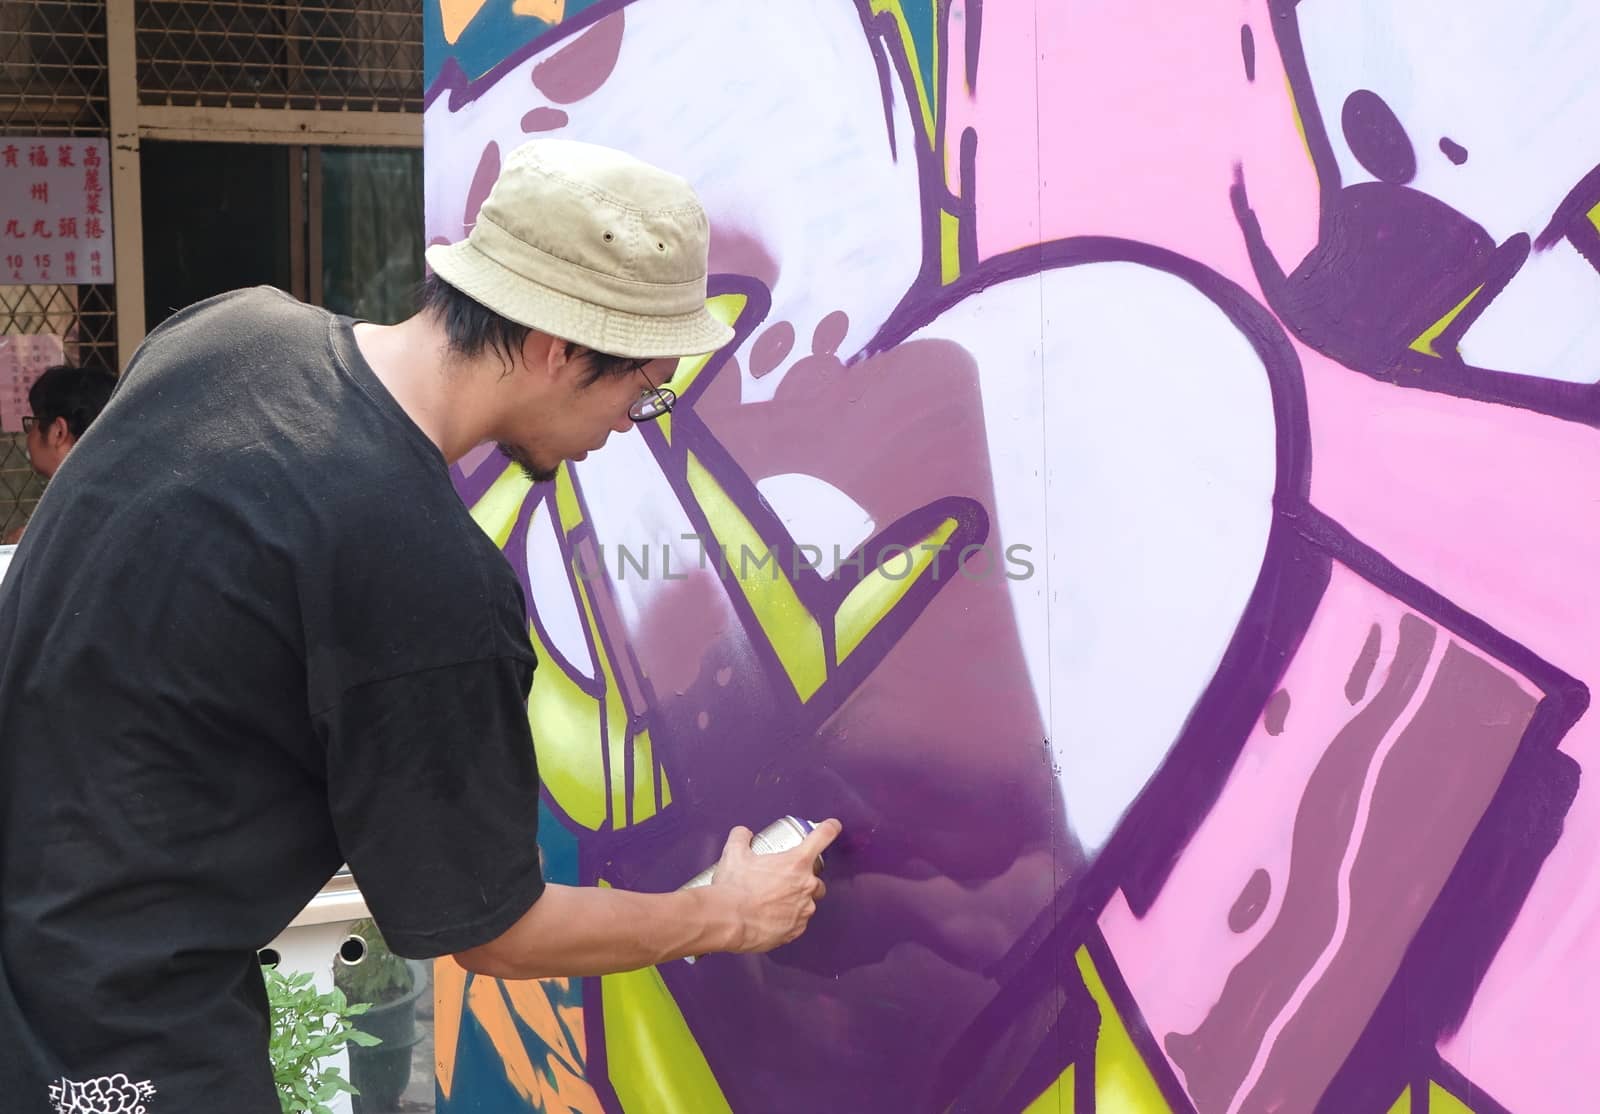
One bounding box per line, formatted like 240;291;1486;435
425;3;1600;1112
0;0;421;539
0;1;116;538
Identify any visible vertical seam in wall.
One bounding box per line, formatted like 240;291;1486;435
1028;4;1066;1105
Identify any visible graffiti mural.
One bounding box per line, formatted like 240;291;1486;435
423;1;1600;1110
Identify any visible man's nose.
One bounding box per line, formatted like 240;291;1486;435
612;414;635;434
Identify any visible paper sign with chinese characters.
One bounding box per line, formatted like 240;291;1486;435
0;334;66;434
0;138;113;285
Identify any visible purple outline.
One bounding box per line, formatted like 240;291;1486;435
1249;2;1600;404
872;6;949;295
965;0;983;96
1297;511;1584;1112
1430;234;1530;358
1083;929;1202;1112
957;127;980;273
1430;1057;1515;1114
1267;0;1344;202
931;0;953;174
1535;162;1600;251
932;906;1099;1109
866;25;901;165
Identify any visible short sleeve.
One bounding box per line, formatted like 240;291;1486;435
318;655;546;958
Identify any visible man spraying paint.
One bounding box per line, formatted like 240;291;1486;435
0;139;841;1113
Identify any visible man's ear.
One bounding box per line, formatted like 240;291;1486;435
517;331;567;385
47;417;73;448
542;337;599;391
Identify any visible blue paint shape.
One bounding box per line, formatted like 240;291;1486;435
901;0;938;110
438;1002;544;1112
538;796;581;885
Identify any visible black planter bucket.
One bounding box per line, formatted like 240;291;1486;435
348;961;427;1113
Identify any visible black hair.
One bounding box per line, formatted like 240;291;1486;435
28;363;118;438
417;272;642;385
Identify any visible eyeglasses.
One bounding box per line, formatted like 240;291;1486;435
20;415;40;434
628;364;676;423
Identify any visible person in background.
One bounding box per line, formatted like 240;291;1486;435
22;363;118;481
4;363;119;544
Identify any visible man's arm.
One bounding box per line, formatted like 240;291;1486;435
454;819;841;979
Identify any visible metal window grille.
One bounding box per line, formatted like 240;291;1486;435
0;1;421;537
1;1;116;538
138;1;424;112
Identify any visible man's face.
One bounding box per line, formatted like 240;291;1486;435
24;415;71;479
498;355;676;484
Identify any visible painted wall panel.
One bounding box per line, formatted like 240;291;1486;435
424;2;1599;1111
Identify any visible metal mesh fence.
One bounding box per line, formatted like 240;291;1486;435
1;437;45;541
1;2;422;537
1;0;115;538
0;284;117;539
138;1;424;112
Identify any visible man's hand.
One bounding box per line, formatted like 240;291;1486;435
707;819;842;953
453;819;844;979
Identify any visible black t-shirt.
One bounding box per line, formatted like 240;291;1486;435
0;288;545;1112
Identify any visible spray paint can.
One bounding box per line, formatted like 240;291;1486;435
679;816;820;963
679;815;818;890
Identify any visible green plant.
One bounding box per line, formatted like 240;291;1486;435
333;918;415;1006
265;965;381;1114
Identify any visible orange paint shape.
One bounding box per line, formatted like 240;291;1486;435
467;977;548;1106
499;979;603;1111
546;1055;601;1114
433;958;470;1099
562;1001;587;1061
503;980;579;1073
512;0;565;21
439;0;491;44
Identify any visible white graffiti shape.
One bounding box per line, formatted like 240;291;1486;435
49;1073;157;1114
909;261;1279;851
426;0;926;404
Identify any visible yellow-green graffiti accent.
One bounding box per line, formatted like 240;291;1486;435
520;480;663;831
1429;1080;1476;1114
470;464;535;547
1075;946;1171;1112
1385;1085;1411;1114
940;209;962;284
601;965;734;1114
632;727;657;823
572;572;631;827
526;616;607;830
555;463;584;532
835;516;959;663
1020;1063;1076;1114
685;451;827;701
1409;285;1483;358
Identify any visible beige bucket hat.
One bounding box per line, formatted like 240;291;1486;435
425;139;735;360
